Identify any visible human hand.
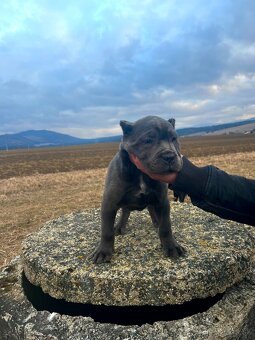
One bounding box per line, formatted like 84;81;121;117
129;153;178;184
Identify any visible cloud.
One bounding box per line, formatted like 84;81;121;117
171;100;212;111
0;0;254;137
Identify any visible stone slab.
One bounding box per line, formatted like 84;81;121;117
1;256;255;339
22;203;255;305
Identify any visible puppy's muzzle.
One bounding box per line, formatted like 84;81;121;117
160;151;177;164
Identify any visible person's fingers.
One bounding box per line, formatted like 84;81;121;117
148;172;177;183
129;153;146;172
129;153;138;166
129;153;177;184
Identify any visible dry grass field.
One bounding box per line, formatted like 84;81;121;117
0;134;254;268
0;134;254;179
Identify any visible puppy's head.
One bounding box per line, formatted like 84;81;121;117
120;115;182;174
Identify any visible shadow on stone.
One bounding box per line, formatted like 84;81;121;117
22;272;223;326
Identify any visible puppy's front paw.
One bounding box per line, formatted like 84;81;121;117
89;245;113;264
163;241;186;259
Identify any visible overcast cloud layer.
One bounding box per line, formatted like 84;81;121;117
0;0;255;137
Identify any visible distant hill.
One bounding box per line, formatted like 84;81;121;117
0;130;121;150
0;118;254;150
176;118;255;136
0;130;85;150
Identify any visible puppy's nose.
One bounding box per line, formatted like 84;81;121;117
161;152;176;163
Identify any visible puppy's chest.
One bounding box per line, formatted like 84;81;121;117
136;174;148;195
120;175;157;210
129;174;152;196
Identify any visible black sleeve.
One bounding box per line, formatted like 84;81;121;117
170;156;255;226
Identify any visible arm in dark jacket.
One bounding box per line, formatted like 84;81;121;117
170;157;255;226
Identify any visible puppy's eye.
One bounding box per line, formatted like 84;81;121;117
172;136;177;142
144;137;153;144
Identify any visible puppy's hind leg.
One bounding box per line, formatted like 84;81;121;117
115;208;130;235
148;205;159;228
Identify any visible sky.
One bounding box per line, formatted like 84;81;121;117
0;0;255;138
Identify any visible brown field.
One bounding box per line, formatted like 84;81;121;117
0;134;254;179
0;134;255;268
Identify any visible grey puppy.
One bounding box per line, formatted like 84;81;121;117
91;115;185;264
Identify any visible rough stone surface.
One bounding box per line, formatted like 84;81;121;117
22;203;255;306
1;256;255;339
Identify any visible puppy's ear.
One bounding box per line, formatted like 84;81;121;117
168;118;175;129
120;120;134;135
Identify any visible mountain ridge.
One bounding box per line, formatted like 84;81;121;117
1;118;254;150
